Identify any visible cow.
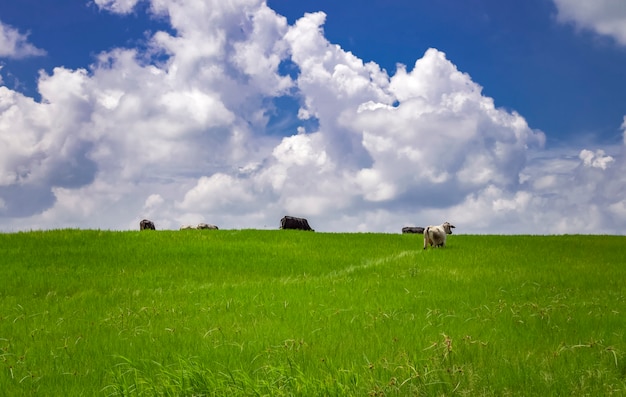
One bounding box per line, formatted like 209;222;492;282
402;226;425;234
423;222;455;249
180;223;219;230
280;216;314;231
140;219;156;230
196;223;218;230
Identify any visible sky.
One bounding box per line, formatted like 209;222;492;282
0;0;625;234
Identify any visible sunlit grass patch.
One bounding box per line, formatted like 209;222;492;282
0;230;624;395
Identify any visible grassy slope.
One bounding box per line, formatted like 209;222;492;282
1;230;625;395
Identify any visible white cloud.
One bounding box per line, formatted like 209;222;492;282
144;193;164;210
552;0;626;45
272;133;330;169
93;0;142;15
0;21;46;59
608;199;626;221
0;0;624;234
346;48;545;209
579;149;614;169
177;173;254;212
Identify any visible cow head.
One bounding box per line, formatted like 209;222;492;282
443;222;455;234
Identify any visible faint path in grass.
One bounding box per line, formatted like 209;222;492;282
200;250;421;290
279;250;419;285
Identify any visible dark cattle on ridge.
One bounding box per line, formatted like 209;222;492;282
402;226;424;234
197;223;219;230
280;216;314;231
140;219;156;230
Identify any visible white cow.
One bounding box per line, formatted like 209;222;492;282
423;222;455;249
180;225;195;230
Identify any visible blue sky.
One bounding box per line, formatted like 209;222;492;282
0;0;169;94
272;0;626;146
0;0;625;233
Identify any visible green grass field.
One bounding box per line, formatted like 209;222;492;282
1;230;625;396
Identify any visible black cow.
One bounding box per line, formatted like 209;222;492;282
280;216;314;231
402;226;424;234
140;219;156;230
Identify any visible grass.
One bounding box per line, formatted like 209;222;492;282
0;230;625;395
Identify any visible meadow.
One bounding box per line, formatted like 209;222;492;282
0;229;625;396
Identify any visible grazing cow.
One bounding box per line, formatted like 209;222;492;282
280;216;314;231
423;222;455;249
179;225;195;230
140;219;156;230
196;223;218;230
402;226;425;234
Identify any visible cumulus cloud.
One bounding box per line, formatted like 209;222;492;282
177;173;254;212
0;21;46;59
552;0;626;45
350;49;545;206
0;0;624;234
579;149;614;169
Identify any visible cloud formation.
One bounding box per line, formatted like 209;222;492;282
552;0;626;45
0;21;45;59
0;0;624;234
